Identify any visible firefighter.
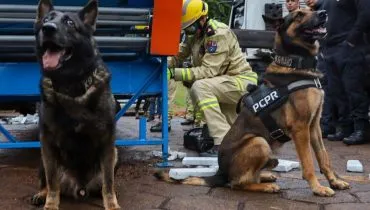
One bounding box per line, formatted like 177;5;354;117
167;0;258;156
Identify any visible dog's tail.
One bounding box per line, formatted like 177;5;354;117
153;170;227;187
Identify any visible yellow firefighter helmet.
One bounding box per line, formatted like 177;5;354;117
181;0;208;29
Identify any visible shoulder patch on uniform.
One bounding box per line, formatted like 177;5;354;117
206;40;217;53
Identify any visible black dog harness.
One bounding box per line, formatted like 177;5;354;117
243;79;322;143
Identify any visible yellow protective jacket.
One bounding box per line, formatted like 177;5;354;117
169;19;257;84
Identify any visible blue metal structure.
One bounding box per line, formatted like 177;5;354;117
0;0;172;167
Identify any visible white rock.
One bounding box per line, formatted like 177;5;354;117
167;155;177;161
152;150;187;160
152;151;162;157
347;160;363;173
182;157;218;166
169;167;218;180
177;152;187;159
272;159;300;172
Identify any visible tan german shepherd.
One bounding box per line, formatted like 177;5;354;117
154;9;350;197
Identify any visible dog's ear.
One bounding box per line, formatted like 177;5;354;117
262;15;284;31
79;0;98;31
36;0;54;24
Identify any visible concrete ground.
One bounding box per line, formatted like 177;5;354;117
1;116;370;210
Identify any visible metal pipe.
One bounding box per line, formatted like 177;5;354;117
0;5;151;15
0;13;150;21
0;35;149;43
0;18;148;26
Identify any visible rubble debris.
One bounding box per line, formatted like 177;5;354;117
182;157;218;166
6;114;39;125
272;159;300;172
152;150;187;161
347;160;363;173
169;167;218;180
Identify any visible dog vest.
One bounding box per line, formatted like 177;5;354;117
243;79;322;143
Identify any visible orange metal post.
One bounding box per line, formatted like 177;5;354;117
150;0;182;56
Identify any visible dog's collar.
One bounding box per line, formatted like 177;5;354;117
274;55;317;69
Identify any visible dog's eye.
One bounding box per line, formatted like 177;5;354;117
43;17;49;23
65;19;75;27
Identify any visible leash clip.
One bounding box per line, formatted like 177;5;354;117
314;79;322;89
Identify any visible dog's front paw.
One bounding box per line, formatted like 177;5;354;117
31;191;46;206
93;70;110;87
105;203;121;210
103;193;121;210
44;201;59;210
44;207;59;210
330;179;350;190
260;172;278;183
106;208;121;210
313;185;335;197
264;183;280;193
42;79;56;103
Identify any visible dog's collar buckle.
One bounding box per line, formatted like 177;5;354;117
270;129;285;140
314;78;322;89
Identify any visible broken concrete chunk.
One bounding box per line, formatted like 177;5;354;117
347;160;363;173
272;159;300;172
182;157;218;166
169;167;219;180
152;150;187;161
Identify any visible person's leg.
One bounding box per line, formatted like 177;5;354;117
326;46;353;141
147;97;156;122
150;80;177;132
190;75;255;156
135;96;143;119
190;78;233;147
181;87;195;125
193;107;205;127
220;103;238;126
318;53;336;137
342;48;370;145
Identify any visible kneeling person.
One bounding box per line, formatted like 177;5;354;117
168;0;258;156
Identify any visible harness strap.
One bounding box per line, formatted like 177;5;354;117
260;112;291;143
259;79;322;143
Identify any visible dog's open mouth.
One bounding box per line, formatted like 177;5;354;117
304;26;326;36
303;22;327;40
42;41;72;71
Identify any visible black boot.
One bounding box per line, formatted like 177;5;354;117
321;125;335;138
343;121;368;145
343;130;367;145
181;119;195;126
150;122;171;132
327;125;353;141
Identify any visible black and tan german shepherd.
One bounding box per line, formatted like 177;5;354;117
155;9;350;197
31;0;120;209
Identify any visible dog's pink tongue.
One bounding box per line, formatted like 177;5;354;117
42;50;62;70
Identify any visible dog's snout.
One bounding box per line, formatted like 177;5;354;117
317;10;327;19
42;22;57;35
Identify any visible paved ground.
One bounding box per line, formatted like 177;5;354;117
1;116;370;210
